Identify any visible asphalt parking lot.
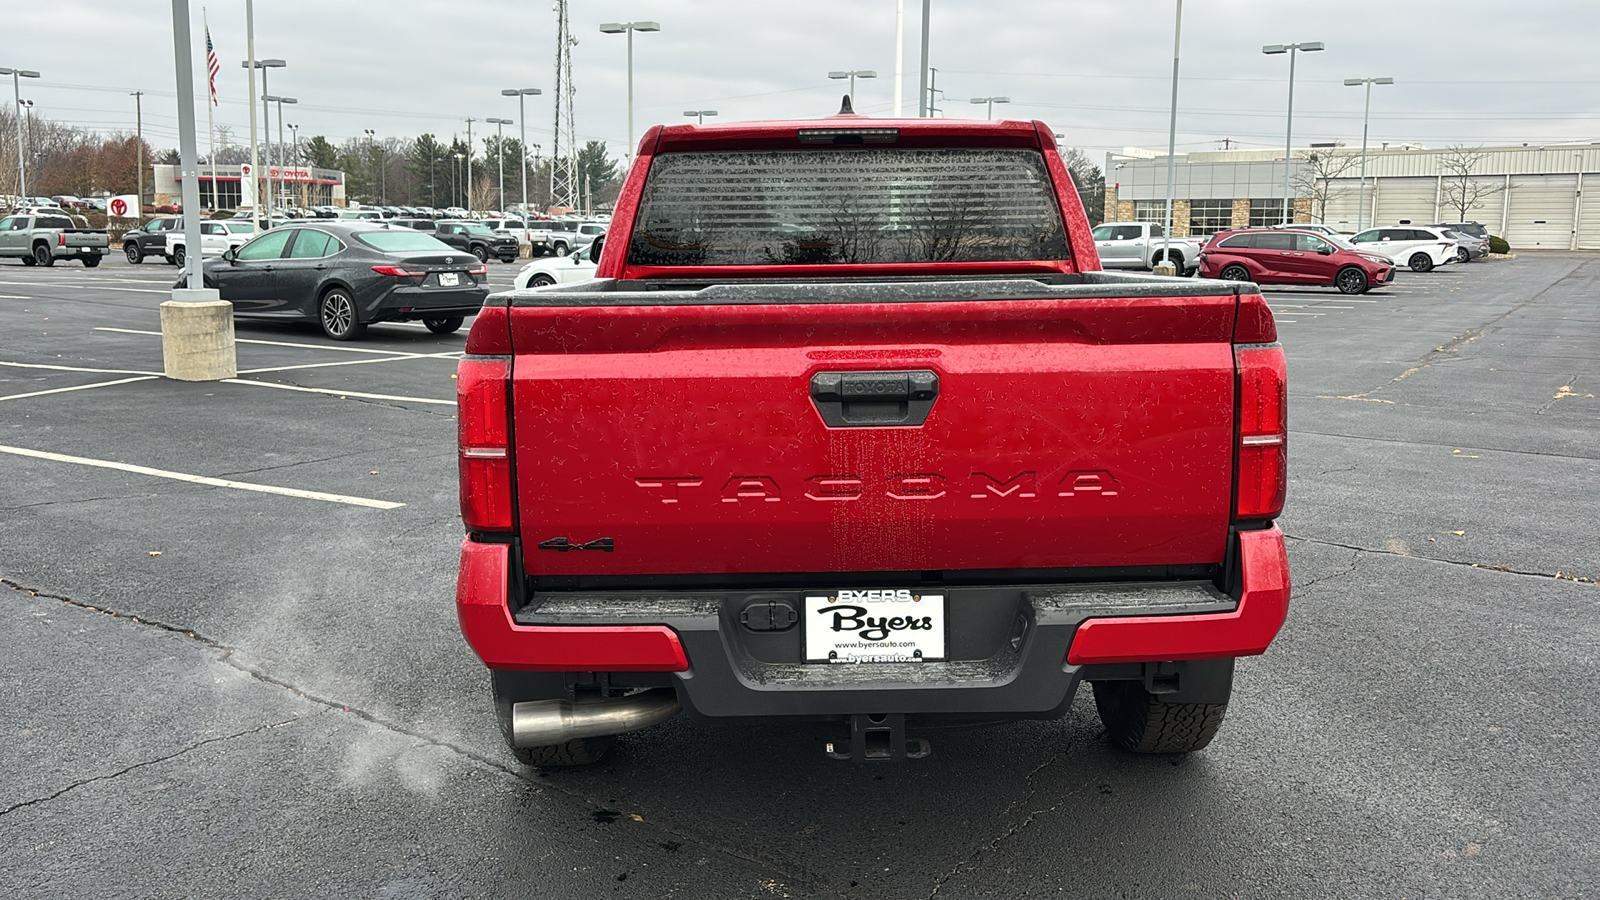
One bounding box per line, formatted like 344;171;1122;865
2;252;1596;898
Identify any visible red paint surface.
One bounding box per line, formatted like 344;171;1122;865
456;539;689;672
1065;526;1291;665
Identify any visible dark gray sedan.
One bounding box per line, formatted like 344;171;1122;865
195;222;489;340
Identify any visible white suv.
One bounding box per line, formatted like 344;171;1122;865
1349;226;1459;273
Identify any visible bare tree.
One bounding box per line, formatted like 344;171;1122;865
1293;150;1360;223
1439;145;1504;222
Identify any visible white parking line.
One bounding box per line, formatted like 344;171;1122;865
238;353;459;375
224;378;456;406
95;327;446;357
0;376;158;402
93;287;173;294
0;360;163;376
0;444;405;510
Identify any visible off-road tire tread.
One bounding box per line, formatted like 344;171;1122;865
1093;681;1228;754
511;735;615;767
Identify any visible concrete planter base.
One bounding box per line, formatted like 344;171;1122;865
161;292;237;381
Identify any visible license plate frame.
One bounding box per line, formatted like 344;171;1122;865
802;591;947;663
438;272;460;287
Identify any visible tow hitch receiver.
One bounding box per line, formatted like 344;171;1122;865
825;713;931;762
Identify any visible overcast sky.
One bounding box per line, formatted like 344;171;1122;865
7;0;1599;168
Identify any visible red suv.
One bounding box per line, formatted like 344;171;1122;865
1199;228;1393;294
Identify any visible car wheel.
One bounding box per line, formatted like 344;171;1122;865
530;274;556;287
83;255;101;268
551;242;568;257
32;244;54;267
173;246;186;269
1455;247;1471;264
1092;679;1229;754
20;252;36;266
124;243;143;264
423;316;464;335
1336;266;1370;294
318;287;365;341
1218;264;1250;282
472;245;489;264
1408;252;1434;273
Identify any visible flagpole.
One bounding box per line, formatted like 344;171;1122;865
204;7;216;211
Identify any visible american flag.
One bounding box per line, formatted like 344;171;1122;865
205;27;220;106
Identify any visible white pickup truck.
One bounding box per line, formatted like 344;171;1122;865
1091;221;1201;275
166;220;257;268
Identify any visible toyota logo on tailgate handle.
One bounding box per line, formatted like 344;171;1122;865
810;370;939;428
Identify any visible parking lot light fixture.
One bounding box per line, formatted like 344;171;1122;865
683;110;717;125
265;95;296;207
1;66;41;199
502;88;542;220
828;70;877;108
1345;76;1394;232
969;96;1010;120
1263;41;1323;225
600;22;661;157
241;59;286;220
486;117;513;213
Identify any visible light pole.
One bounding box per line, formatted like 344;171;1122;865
486;117;512;212
363;127;377;205
1344;76;1394;232
1263;41;1324;225
287;123;299;209
683;110;718;125
265;94;296;209
1160;0;1183;272
452;152;464;209
829;70;877;109
599;21;661;156
969;96;1010;120
241;58;285;220
1;67;41;200
20;100;35;197
501;87;541;218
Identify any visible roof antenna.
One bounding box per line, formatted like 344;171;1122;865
837;94;856;116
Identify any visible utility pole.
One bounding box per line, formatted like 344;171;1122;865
465;117;475;210
130;91;144;213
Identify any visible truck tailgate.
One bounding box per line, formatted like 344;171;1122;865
509;292;1239;577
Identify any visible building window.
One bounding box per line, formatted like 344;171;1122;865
1249;198;1291;227
1133;200;1168;223
1188;199;1234;236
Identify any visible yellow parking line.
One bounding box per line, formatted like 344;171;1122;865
0;444;405;510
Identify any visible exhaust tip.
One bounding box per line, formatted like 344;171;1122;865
511;690;681;748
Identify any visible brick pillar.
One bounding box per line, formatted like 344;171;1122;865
1231;198;1251;229
1293;197;1313;224
1103;184;1118;226
1117;200;1135;222
1172;199;1192;237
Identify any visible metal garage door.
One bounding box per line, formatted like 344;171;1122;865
1321;186;1367;231
1371;177;1437;227
1576;175;1600;249
1505;174;1577;249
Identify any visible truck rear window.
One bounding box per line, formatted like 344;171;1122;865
628;148;1070;267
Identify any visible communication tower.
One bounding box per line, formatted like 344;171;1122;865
551;0;579;210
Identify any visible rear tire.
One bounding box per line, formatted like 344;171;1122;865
20;253;36;266
32;244;53;267
423;315;463;334
318;287;365;341
530;274;556;287
1336;266;1370;294
511;736;616;767
1408;252;1434;273
1218;264;1250;282
172;246;186;269
1093;680;1228;754
125;243;143;264
83;255;100;268
1455;247;1470;264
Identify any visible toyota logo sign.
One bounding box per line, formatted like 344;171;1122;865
109;198;128;217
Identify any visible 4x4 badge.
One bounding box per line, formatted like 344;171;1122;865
537;537;615;553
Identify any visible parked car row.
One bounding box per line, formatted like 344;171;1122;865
1198;228;1395;294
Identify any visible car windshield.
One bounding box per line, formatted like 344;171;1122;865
459;223;494;235
355;231;455;253
224;222;255;234
1328;235;1358;250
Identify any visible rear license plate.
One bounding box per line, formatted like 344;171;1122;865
438;272;460;287
803;591;946;663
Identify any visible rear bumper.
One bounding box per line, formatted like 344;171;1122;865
455;527;1289;718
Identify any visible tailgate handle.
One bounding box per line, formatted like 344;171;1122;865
810;370;938;428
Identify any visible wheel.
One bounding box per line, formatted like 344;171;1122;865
172;246;186;269
1218;264;1249;282
1092;680;1228;754
20;252;36;266
1408;252;1434;273
82;255;100;268
512;735;616;767
1455;247;1470;264
32;244;53;267
551;241;568;257
423;315;463;334
529;274;556;287
1336;266;1369;294
1152;252;1184;272
318;287;365;341
472;245;489;263
124;243;143;264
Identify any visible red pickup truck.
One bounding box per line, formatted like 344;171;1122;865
454;113;1289;765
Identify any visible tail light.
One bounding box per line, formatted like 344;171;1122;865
458;356;514;532
58;233;66;246
468;263;489;276
371;265;427;278
1235;343;1287;520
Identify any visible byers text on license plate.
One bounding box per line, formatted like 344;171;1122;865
439;272;460;286
803;590;947;663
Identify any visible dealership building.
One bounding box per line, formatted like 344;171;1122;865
1105;142;1600;249
151;163;346;210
